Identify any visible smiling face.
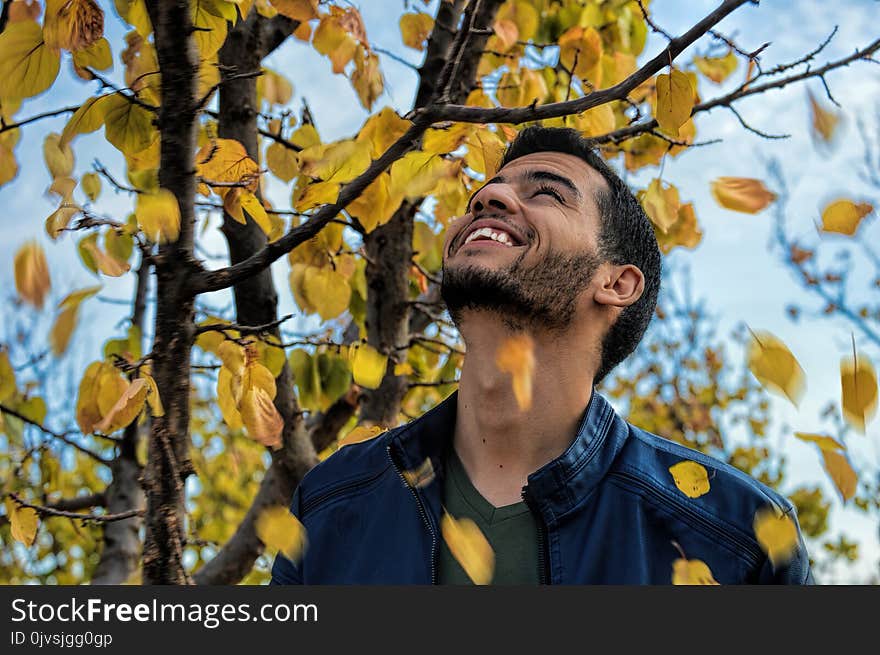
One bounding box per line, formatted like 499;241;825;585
440;151;610;333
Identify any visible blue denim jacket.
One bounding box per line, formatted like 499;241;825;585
270;389;813;584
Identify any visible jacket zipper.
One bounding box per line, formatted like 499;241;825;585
387;444;437;584
522;486;550;584
609;470;763;566
300;467;387;515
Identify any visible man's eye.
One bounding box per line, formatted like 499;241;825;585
532;186;564;203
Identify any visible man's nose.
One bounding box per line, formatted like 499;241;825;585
470;183;519;215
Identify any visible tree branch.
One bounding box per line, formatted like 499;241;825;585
7;492;142;524
0;404;112;465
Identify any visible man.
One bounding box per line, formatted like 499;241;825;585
271;126;813;584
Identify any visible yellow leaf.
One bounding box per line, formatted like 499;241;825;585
351;46;383;111
60;95;109;148
240;190;274;237
271;0;319;21
496;0;537;43
747;330;805;406
290;123;320;150
399;12;433;51
265;142;299;182
14;240;51;309
671;558;719;585
0;139;18;188
808;90;840;143
75;360;103;433
820;199;873;236
389;151;458;201
239;386;283;449
357;107;410;159
255;505;307;561
346;173;400;233
710;177;777;214
394;361;414;376
43;0;104;51
821;449;858;503
136;189;181;244
572;103;615;137
102;93;157;156
350;343;387;389
196;138;260;191
753;507;798;567
558;26;603;82
494;334;535;411
5;498;38;547
300;139;371;184
338;424;385;448
257;66;293;106
655;69;694;136
82;172;102;201
491;18;518;52
96;363;128;419
82;239;131;277
695;50;738;84
0;21;61;100
43;132;75;179
0;349;16;403
840;351;878;433
313;12;357;74
50;285;100;355
464;128;505;177
638;178;680;234
94;377;148;433
423;123;474;156
793;432;845;452
402;457;436;489
72;36;112;70
141;373;164;417
191;0;228;57
669;461;711;499
302;266;351;321
655;201;702;254
217;366;244;430
441;511;494;585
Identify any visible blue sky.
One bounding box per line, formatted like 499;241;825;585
1;0;878;581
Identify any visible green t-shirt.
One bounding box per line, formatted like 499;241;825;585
438;446;540;585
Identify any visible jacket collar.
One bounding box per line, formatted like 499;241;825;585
388;387;625;523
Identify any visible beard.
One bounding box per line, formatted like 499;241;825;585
440;240;602;334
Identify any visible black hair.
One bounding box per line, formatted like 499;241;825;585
499;125;662;385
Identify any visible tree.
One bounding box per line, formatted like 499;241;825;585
1;0;877;584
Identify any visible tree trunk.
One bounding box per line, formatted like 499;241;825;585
141;0;200;585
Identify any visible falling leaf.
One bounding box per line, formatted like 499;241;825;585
14;240;51;309
669;460;711;499
710;177;777;214
49;285;101;355
81;239;131;277
638;178;680;234
840;351;877;433
399;12;433;51
402;457;436;489
655;69;694;136
793;432;845;452
441;511;494;585
808;90;840;143
694;50;738;84
255;505;308;561
821;449;858;503
820;199;873;236
0;20;61;100
136;189;181;244
753;507;798;567
4;498;38;547
350;343;387;390
672;558;719;585
494;334;535;411
339;424;385;448
746;330;805;406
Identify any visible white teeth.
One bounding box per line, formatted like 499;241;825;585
463;226;516;246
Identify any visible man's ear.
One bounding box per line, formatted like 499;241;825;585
593;264;645;308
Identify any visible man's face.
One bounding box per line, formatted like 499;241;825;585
440;151;608;332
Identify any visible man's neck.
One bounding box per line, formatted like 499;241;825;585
451;313;598;507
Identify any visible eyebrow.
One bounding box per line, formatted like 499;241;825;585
465;170;582;212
